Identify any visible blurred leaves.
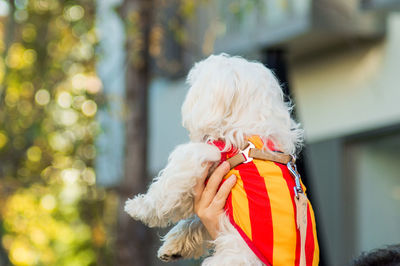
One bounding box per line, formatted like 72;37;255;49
0;0;112;265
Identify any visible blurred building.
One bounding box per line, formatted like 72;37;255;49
148;0;400;265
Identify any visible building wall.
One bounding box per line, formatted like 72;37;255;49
291;13;400;143
353;137;400;254
290;12;400;266
148;78;189;176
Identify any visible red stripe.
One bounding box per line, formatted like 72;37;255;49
237;161;273;265
224;178;271;265
225;189;234;223
305;203;315;265
274;162;301;266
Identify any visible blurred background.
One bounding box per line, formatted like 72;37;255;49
0;0;399;265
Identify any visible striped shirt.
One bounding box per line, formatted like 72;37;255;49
212;136;319;266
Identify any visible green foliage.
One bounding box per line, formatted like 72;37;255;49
0;0;113;265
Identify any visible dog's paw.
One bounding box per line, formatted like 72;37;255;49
157;221;208;261
158;241;186;262
125;195;170;227
124;195;145;219
158;253;183;262
125;195;154;224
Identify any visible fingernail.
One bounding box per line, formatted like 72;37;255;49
229;175;237;182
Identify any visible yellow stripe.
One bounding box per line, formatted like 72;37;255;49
248;135;264;149
308;203;320;266
226;169;252;240
253;159;297;266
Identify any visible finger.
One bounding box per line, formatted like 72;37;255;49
209;174;237;210
201;161;230;206
199;161;213;182
193;162;212;202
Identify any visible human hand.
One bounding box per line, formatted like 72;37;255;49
193;161;237;240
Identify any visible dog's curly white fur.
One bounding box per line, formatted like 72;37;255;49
124;142;220;227
182;54;302;154
125;54;303;265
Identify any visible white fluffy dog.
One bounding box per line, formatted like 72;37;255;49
125;54;303;265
